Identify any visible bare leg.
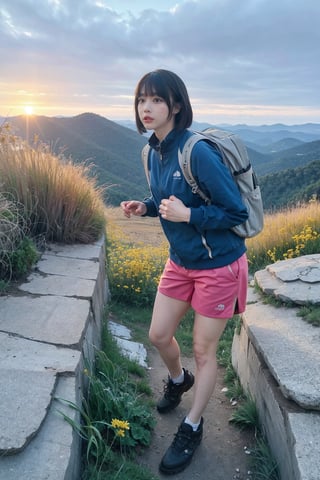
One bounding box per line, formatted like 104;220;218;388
187;313;228;424
149;291;190;378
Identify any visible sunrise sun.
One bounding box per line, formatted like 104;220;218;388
24;105;34;115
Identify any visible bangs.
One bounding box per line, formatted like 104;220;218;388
136;72;170;102
134;69;193;133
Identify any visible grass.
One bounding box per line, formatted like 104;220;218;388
57;316;157;480
249;438;280;480
297;304;320;327
0;127;106;246
246;200;320;273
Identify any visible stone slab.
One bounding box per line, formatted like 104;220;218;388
113;337;148;368
37;254;100;280
0;296;90;347
108;320;132;340
255;254;320;305
108;321;148;367
0;332;81;456
46;239;103;260
269;254;320;283
243;302;320;409
0;370;56;453
19;273;96;297
0;332;81;372
255;268;320;305
0;376;81;480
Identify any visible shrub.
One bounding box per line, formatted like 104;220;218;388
0;192;34;280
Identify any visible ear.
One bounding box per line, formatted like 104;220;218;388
173;104;181;114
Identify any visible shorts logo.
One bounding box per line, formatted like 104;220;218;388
173;170;181;179
215;304;225;311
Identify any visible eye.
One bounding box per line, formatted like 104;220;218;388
137;96;145;104
153;97;163;103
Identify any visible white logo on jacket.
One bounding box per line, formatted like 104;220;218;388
173;170;182;179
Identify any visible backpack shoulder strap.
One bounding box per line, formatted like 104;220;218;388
141;144;151;187
178;132;211;204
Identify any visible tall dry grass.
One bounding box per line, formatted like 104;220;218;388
0;137;106;243
247;200;320;271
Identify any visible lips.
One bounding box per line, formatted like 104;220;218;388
143;116;154;123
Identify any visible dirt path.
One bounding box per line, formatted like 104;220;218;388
139;348;254;480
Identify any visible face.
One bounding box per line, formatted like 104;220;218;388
137;93;179;140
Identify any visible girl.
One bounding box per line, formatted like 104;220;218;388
120;69;248;475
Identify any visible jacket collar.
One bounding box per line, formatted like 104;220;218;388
148;129;185;156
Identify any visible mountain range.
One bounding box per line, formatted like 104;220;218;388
1;113;320;210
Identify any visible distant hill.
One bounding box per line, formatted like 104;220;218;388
3;113;320;210
252;140;320;177
221;123;320;144
260;160;320;211
245;137;305;154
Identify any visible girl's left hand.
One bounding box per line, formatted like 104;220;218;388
159;195;191;223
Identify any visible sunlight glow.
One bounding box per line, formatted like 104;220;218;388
24;105;34;115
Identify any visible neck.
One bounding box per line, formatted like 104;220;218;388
154;126;174;142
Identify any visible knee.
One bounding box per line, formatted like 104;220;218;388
149;327;168;348
193;341;216;368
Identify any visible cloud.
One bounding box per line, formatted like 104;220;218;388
1;0;320;122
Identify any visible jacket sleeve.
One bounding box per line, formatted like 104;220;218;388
143;197;159;217
188;141;249;230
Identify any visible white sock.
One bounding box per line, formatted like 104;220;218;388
184;416;200;432
171;370;184;384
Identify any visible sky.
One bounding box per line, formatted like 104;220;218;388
1;0;320;125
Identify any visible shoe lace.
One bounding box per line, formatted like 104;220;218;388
171;425;192;452
163;377;176;396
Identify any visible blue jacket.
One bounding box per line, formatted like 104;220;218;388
143;128;248;269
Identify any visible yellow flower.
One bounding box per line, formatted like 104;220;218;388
111;418;130;431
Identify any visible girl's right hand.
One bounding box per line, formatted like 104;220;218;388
120;200;147;218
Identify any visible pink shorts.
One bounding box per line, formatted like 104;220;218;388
158;254;248;319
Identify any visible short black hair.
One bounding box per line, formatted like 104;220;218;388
134;69;193;134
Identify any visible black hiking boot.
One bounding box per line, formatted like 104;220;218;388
157;368;194;413
159;417;203;475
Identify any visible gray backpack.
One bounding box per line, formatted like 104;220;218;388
142;128;264;238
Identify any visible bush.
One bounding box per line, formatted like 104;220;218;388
0;192;35;280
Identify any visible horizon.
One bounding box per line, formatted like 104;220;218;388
1;111;320;129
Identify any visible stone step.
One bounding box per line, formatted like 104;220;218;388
0;238;108;480
232;286;320;480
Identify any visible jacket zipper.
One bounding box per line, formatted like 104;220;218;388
201;234;213;259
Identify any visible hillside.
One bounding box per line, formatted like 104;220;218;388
4;113;320;210
260;160;320;211
252;140;320;176
7;113;149;205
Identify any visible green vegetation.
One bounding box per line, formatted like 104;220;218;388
0;124;106;283
249;438;280;480
261;160;320;211
58;319;157;480
297;305;320;327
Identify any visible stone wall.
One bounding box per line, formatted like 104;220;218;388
0;237;108;480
